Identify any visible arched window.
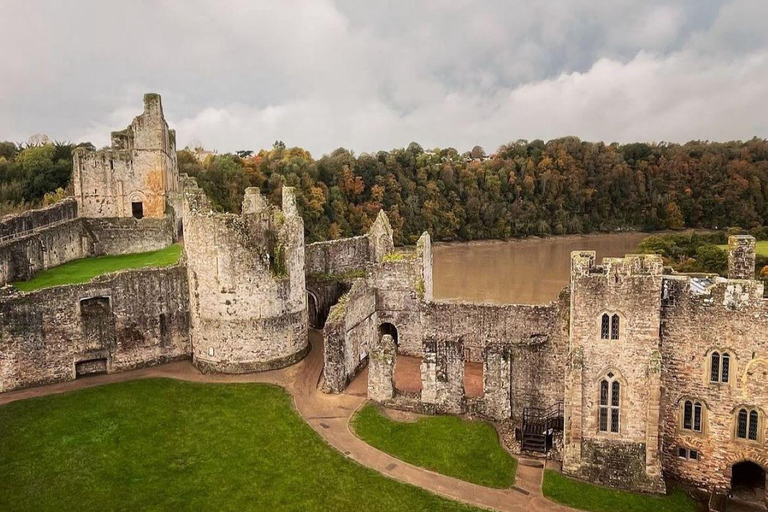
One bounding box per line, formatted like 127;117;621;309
710;351;732;383
601;314;610;340
599;313;621;340
682;400;703;433
736;408;760;441
599;372;620;433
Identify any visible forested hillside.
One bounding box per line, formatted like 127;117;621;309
0;141;88;214
180;138;768;244
3;137;768;246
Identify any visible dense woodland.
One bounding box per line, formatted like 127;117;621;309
3;138;768;247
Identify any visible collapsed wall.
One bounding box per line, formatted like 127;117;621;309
183;182;308;373
0;264;190;392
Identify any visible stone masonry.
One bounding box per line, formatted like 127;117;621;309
3;93;768;500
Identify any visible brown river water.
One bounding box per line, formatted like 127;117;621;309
432;232;649;305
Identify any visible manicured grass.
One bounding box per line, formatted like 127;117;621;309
12;244;183;292
718;240;768;257
542;470;699;512
0;379;483;512
351;403;516;488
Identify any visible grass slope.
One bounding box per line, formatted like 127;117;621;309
542;470;698;512
0;379;483;512
351;403;516;488
13;244;183;292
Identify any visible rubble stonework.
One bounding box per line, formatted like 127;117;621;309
183;184;308;373
3;93;768;499
72;93;179;219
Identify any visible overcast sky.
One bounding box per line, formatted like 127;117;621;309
1;0;767;156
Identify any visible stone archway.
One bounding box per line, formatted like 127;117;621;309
307;291;320;328
731;460;767;505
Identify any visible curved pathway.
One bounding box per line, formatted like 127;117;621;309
0;331;572;512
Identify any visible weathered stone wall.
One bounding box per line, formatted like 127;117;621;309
368;334;396;402
421;338;465;414
660;274;768;492
564;252;665;493
0;264;190;392
0;218;89;286
728;235;757;279
184;184;307;373
0;198;78;242
420;298;569;419
306;279;350;328
84;217;174;255
306;236;370;276
322;280;378;393
72;93;179;219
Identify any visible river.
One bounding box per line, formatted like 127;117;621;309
432;232;649;305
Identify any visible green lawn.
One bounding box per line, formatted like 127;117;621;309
542;470;699;512
0;379;483;512
12;244;183;292
351;403;516;488
718;240;768;257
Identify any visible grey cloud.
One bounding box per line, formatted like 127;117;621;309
0;0;766;156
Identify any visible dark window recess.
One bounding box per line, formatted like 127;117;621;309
722;353;730;383
689;450;699;460
684;401;693;430
738;409;749;439
610;314;620;340
601;314;610;339
678;447;687;458
132;202;144;219
711;352;720;382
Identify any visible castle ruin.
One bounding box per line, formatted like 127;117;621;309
2;94;768;504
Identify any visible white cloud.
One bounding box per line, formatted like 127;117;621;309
2;0;768;155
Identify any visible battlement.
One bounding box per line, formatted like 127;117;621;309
571;251;663;279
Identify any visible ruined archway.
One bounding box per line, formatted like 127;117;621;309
379;322;398;345
731;461;766;504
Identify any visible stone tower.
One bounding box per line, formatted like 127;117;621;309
728;235;756;279
72;93;179;219
564;252;665;493
183;182;308;373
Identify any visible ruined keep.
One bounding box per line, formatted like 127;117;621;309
72;93;179;220
2;93;768;503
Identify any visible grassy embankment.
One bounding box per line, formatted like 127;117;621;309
542;470;699;512
351;403;516;488
0;379;484;512
12;244;183;292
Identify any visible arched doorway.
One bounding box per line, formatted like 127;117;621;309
731;461;766;504
379;322;398;345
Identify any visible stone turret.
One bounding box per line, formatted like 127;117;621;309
182;181;308;373
727;235;756;279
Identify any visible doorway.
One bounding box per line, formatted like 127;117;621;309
731;461;766;505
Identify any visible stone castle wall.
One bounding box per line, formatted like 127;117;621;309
84;217;174;256
660;275;768;492
184;183;308;373
0;198;78;241
72;93;178;219
0;264;190;392
564;252;665;492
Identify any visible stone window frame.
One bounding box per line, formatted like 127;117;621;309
596;311;625;342
732;405;764;445
595;368;626;437
676;446;701;462
676;396;708;436
705;348;736;387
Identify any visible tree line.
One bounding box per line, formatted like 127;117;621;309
2;137;768;248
